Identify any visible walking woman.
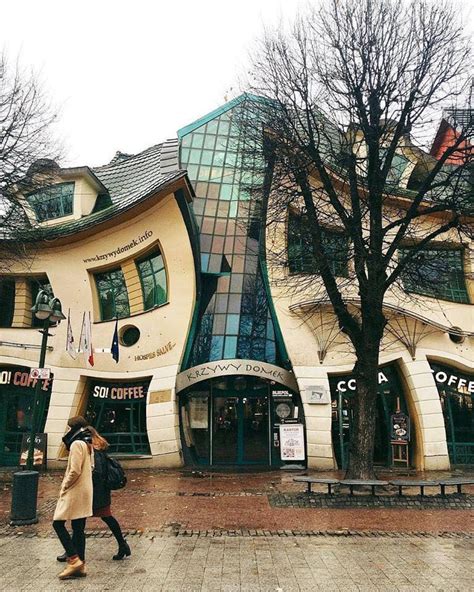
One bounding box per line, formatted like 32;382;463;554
89;426;130;559
52;416;94;580
57;425;130;561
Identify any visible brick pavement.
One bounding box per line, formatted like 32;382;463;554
1;532;473;591
1;469;474;536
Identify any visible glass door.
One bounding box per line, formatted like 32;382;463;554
242;395;269;464
212;394;269;465
212;396;239;463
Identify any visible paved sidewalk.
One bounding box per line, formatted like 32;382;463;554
1;533;473;591
2;469;474;536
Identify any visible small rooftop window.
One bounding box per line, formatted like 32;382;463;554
26;182;74;222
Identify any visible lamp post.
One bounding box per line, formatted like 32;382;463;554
10;289;66;525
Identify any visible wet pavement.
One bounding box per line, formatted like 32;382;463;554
1;468;474;535
1;532;473;591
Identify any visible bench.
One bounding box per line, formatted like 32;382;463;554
340;479;389;496
390;480;439;496
438;478;474;496
293;477;340;495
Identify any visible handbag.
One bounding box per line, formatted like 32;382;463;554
104;454;127;490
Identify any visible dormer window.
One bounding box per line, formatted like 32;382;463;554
26;182;75;222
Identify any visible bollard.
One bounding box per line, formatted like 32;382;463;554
10;470;40;526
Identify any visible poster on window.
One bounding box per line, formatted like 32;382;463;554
19;433;47;467
279;424;305;461
189;397;208;429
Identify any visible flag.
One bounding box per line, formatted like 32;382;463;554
79;311;94;366
111;318;119;363
66;309;76;359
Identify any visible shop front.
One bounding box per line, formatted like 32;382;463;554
84;379;151;455
431;363;474;465
330;364;411;469
0;366;53;466
176;361;305;468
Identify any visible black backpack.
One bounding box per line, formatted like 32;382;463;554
104;455;127;490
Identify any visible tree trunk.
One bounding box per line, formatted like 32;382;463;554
345;344;381;480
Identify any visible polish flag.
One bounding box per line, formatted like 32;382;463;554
66;309;77;359
79;311;94;366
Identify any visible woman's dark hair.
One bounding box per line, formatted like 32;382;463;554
67;416;88;431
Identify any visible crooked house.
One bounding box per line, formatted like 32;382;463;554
0;97;472;471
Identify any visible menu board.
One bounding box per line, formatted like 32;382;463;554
390;413;410;441
279;424;305;461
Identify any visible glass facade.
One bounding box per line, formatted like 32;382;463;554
26;182;74;222
95;268;130;321
400;247;469;303
179;103;281;367
180;376;302;467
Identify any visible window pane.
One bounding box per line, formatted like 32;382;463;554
137;250;168;310
27;182;74;222
95;269;130;321
400;248;469;303
287;211;348;276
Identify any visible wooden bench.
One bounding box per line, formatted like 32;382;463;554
293;477;340;494
390;480;439;496
438;478;474;496
340;479;389;496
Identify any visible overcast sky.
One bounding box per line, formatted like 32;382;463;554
0;0;306;167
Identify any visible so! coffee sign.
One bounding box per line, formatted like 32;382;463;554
30;368;51;380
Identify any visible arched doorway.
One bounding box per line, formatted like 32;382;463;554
431;363;474;465
178;374;305;468
330;364;411;469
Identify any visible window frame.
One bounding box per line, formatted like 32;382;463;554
94;267;130;321
399;246;470;304
26;182;75;222
136;249;169;311
287;210;349;277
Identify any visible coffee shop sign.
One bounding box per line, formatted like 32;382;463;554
176;360;298;392
336;372;389;392
0;369;52;391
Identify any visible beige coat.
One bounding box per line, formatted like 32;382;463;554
53;440;94;521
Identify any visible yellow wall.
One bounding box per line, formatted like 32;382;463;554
0;189;196;467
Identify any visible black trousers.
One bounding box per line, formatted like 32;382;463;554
52;518;86;561
101;515;125;546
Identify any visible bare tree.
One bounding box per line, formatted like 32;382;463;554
0;54;60;272
239;0;473;478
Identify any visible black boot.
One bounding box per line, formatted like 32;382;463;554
57;552;67;562
113;540;131;560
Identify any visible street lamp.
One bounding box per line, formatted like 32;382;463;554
10;289;66;525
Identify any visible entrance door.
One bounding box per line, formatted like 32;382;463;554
212;394;269;465
331;370;408;469
0;387;33;466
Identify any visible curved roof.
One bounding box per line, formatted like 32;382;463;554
12;140;186;241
